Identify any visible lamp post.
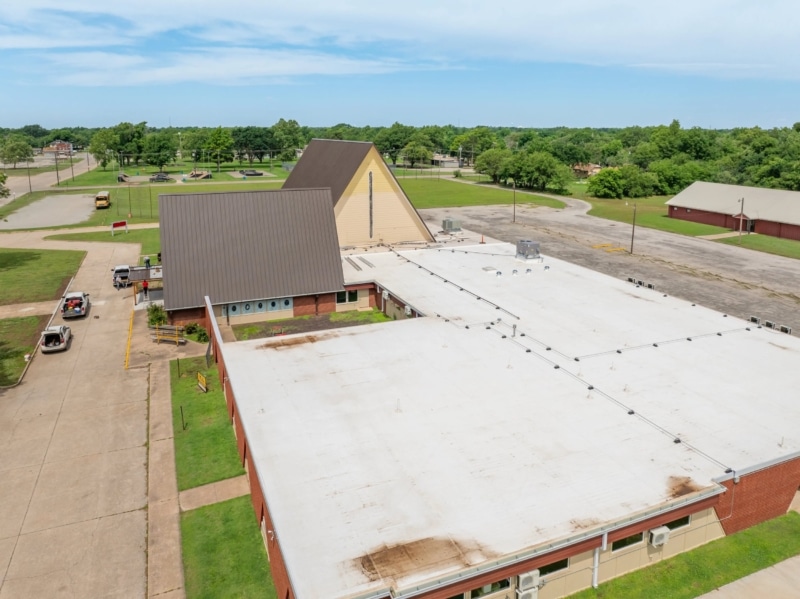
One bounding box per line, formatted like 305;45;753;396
54;151;61;186
630;203;638;254
513;180;517;223
26;159;32;194
738;197;745;245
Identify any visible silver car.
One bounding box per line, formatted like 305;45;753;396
40;325;72;353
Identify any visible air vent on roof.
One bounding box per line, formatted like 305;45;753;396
780;325;792;334
516;240;541;260
647;283;655;290
750;316;761;324
765;320;776;329
442;218;461;233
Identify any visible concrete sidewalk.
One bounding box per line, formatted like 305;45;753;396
179;476;249;512
0;300;57;319
697;554;800;598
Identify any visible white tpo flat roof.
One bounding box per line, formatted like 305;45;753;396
220;241;800;599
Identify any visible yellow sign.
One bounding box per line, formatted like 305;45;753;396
197;372;207;392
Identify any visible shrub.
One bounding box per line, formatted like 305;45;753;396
196;327;209;343
147;303;168;326
184;322;198;335
453;169;462;178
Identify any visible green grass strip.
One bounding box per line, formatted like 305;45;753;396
181;495;277;599
570;512;800;599
717;234;800;260
400;178;565;209
0;247;85;305
171;356;244;491
0;316;49;386
46;228;163;257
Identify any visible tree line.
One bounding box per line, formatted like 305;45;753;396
3;119;800;197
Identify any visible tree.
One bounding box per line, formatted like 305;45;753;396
401;141;432;168
143;132;177;172
474;148;512;184
619;165;658;198
0;138;34;167
587;169;624;199
375;122;414;165
271;118;305;161
205;127;234;172
182;130;210;167
0;172;9;199
451;127;497;165
89;129;119;170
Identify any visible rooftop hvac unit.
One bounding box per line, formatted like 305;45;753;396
750;316;761;325
516;240;541;260
765;320;776;329
649;526;671;547
516;588;538;599
517;569;540;591
442;218;461;232
780;325;792;334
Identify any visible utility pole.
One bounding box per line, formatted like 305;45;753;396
513;180;517;223
630;203;637;254
26;159;32;194
54;152;61;186
738;197;745;245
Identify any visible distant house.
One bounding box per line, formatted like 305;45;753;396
432;153;460;168
666;181;800;241
283;139;434;246
158;189;359;325
42;140;74;156
572;163;602;178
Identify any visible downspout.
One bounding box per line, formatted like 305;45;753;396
592;532;606;588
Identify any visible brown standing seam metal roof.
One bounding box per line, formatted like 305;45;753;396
159;189;345;311
283;139;375;206
284;138;435;241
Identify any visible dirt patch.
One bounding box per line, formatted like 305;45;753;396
259;333;325;349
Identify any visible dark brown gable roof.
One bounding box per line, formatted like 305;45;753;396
159;189;344;311
283;139;372;205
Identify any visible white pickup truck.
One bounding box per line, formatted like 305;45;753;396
61;291;90;318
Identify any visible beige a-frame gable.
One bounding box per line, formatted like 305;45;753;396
335;145;434;246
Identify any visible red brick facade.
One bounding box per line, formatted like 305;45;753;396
714;458;800;534
668;206;800;240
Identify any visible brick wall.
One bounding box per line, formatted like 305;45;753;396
168;307;206;326
714;457;800;534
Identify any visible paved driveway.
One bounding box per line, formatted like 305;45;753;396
0;231;149;598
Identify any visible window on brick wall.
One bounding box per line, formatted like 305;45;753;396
470;579;510;597
539;557;569;575
665;515;691;530
612;532;644;551
336;290;358;304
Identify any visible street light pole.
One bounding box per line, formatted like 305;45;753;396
630;203;637;254
54;152;61;186
513;180;517;223
738;197;745;245
26;159;32;194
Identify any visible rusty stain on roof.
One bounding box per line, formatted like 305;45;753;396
356;537;495;584
667;475;702;498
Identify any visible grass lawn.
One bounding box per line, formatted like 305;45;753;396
569;511;800;599
171;356;244;491
587;197;731;237
717;233;800;260
0;247;86;305
46;228;162;258
400;178;565;210
0;316;49;386
181;495;277;599
232;309;392;341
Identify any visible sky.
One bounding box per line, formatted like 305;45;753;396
0;1;798;130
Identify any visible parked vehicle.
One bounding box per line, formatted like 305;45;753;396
149;172;174;182
40;325;72;353
94;191;111;209
112;265;131;287
61;291;90;318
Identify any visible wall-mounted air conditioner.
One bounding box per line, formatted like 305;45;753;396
516;590;537;599
649;526;671;547
517;569;540;591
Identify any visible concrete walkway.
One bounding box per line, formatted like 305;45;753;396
179;476;250;512
699;231;757;240
0;300;58;319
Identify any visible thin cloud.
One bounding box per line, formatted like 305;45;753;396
1;1;798;80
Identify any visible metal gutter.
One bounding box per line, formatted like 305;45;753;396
347;485;726;599
713;450;800;483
